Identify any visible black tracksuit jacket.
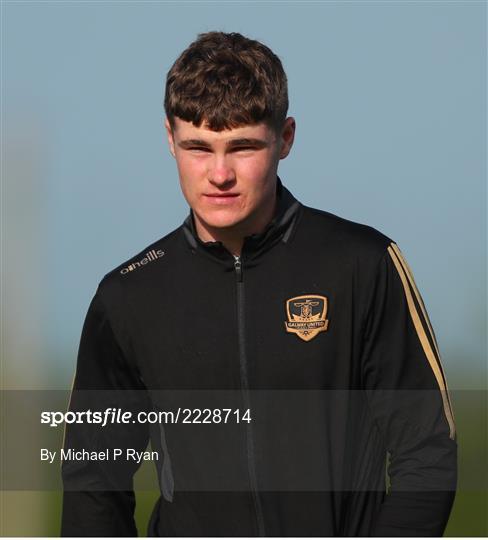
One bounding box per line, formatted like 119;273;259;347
61;178;457;536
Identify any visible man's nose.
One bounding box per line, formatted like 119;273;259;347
208;155;236;186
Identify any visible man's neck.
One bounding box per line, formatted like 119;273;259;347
193;195;278;257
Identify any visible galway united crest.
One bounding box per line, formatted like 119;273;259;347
285;295;329;342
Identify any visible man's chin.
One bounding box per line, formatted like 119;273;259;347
203;219;243;232
198;210;245;230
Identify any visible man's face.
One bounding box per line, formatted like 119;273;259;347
164;116;295;240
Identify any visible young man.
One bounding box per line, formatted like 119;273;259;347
61;31;457;536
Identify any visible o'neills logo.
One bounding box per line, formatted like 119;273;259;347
285;295;329;342
120;249;165;275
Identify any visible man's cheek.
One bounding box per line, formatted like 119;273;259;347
180;160;205;180
244;155;274;178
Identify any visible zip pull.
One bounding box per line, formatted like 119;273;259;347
234;255;243;282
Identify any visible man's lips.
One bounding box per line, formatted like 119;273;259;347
204;193;240;197
203;193;240;205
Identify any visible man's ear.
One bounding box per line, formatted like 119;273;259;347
164;117;176;157
279;117;296;160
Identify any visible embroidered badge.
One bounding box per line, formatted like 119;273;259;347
284;295;329;342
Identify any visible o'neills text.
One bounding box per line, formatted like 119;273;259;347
120;249;165;274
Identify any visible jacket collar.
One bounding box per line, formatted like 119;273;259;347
181;176;301;265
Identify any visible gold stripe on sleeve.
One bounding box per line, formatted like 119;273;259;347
391;243;442;359
387;245;456;440
390;243;456;427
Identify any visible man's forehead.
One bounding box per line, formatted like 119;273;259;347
171;117;273;141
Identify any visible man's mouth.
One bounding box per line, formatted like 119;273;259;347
204;193;240;197
203;193;240;204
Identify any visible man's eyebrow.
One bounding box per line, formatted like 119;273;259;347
226;138;268;147
177;139;211;148
177;138;269;149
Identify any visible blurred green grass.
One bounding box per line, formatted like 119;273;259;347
4;488;486;536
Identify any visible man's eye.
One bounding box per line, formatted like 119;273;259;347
189;147;211;153
232;147;255;152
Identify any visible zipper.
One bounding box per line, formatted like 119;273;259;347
234;255;243;282
234;255;266;537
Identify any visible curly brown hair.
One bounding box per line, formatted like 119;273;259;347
164;31;289;132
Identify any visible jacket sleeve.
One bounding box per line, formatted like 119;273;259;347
61;288;151;537
361;242;457;536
